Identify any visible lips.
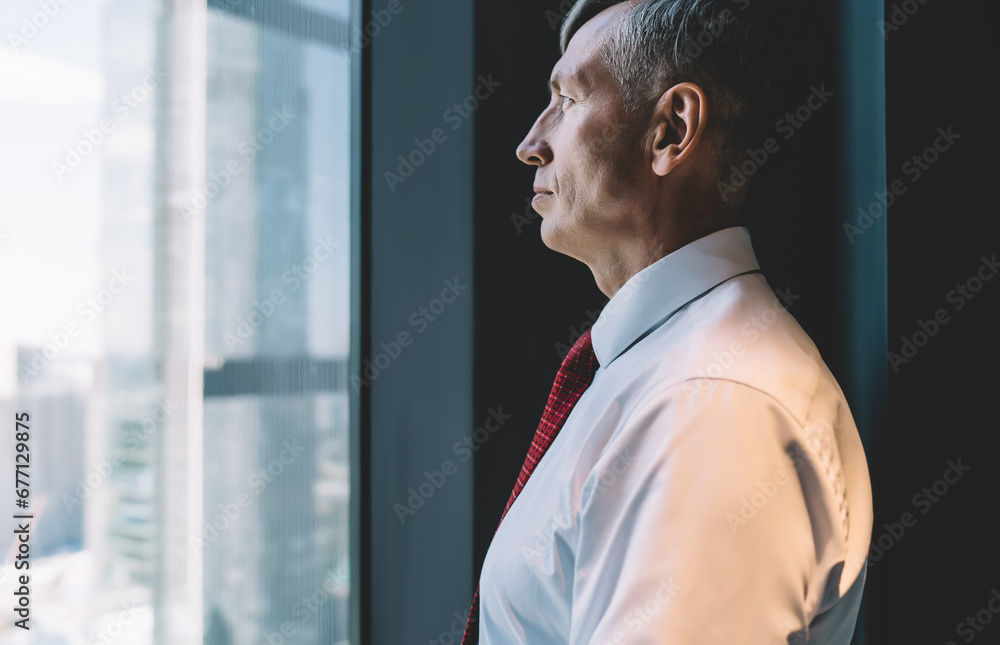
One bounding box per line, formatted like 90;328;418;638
531;191;553;208
533;185;554;202
532;181;554;210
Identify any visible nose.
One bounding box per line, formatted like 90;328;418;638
516;113;553;166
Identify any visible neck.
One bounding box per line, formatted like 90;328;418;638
588;219;730;298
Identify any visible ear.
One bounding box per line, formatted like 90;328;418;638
649;82;707;177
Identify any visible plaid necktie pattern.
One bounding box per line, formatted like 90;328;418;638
461;328;600;645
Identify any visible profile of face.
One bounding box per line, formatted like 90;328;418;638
515;3;653;266
516;3;711;281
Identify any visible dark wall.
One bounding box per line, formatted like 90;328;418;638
873;0;1000;643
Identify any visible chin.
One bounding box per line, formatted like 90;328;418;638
538;217;560;250
538;217;578;259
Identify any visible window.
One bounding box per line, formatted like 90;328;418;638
0;1;355;642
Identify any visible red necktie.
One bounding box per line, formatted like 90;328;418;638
461;328;600;644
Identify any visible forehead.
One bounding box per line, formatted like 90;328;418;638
551;2;630;90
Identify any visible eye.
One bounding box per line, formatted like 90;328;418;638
558;94;576;112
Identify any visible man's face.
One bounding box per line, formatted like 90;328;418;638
516;4;652;265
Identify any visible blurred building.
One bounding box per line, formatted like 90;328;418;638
12;348;89;558
198;4;350;640
0;1;351;642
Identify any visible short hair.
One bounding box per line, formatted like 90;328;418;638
560;0;811;199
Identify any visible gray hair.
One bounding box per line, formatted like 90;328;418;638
560;0;807;190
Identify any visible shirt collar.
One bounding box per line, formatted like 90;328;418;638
590;226;761;367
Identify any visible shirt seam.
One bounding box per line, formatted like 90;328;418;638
644;375;815;430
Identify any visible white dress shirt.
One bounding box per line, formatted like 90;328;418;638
478;226;874;644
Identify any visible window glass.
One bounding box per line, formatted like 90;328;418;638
0;0;353;642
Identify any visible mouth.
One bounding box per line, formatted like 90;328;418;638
532;188;554;207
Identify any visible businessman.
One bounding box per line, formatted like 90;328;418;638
462;1;874;643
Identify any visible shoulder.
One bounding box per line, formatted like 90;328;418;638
634;272;831;427
595;274;873;611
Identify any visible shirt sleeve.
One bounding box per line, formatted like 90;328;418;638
568;378;836;644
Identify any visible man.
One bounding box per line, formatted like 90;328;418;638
463;1;873;644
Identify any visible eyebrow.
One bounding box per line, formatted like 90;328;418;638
546;72;568;95
547;66;590;97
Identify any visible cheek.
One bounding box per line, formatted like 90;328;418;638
553;115;641;209
582;124;640;189
583;154;634;207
